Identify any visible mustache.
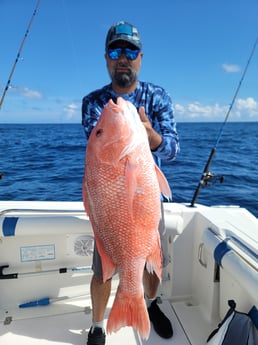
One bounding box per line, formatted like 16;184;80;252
115;62;132;70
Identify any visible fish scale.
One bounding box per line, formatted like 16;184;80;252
83;97;171;339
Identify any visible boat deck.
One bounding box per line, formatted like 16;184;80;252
0;293;214;344
0;201;256;345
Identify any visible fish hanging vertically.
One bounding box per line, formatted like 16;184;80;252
83;97;171;339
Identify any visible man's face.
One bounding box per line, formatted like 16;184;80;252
105;41;143;89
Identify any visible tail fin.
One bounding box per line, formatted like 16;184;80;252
106;288;150;340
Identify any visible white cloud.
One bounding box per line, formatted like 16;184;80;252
222;64;240;73
175;97;258;121
8;85;43;99
63;103;79;119
175;102;226;120
235;97;258;118
22;87;43;99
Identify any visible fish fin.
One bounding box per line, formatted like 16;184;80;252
107;289;150;340
146;234;162;282
94;235;116;282
155;165;172;201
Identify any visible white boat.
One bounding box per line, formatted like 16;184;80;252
0;3;257;343
0;200;257;344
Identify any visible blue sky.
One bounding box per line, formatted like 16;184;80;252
0;0;257;123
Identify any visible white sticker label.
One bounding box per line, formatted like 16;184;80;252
20;244;55;262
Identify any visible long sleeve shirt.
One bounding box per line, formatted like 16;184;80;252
82;81;179;167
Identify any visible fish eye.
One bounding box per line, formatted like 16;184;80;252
96;129;103;137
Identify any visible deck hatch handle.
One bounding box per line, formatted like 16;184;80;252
198;243;207;268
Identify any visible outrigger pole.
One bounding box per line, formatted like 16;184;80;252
0;0;41;110
190;37;258;207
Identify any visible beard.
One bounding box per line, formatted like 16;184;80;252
111;63;137;88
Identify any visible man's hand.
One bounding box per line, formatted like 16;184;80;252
138;106;162;151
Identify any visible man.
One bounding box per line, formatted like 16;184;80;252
82;21;179;345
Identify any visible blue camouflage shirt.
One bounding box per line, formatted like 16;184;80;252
81;81;179;167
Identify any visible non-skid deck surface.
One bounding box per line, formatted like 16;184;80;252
0;299;190;345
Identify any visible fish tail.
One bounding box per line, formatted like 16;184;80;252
107;289;150;340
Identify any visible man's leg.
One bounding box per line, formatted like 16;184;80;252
87;243;111;345
143;269;159;298
144;269;173;339
143;203;173;339
90;274;112;322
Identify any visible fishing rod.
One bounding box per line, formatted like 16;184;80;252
0;0;41;110
190;37;258;207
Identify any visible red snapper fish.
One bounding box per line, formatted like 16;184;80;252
83;97;171;339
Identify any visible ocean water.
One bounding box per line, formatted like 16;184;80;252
0;122;257;217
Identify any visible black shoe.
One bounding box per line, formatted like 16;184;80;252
148;298;173;339
87;327;106;345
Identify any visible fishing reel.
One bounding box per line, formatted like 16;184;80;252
201;171;224;188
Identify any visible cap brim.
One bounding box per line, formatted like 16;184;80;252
106;37;141;50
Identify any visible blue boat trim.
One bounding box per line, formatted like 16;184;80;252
2;217;18;236
249;306;258;329
231;235;258;260
214;241;231;266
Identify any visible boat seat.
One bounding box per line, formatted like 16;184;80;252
202;228;258;318
0;214;96;309
163;208;184;238
1;215;92;237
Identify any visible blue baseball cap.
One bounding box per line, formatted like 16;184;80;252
105;21;142;51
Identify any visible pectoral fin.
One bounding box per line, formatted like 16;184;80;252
155;165;172;200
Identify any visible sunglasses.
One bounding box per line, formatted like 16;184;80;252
107;47;140;61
